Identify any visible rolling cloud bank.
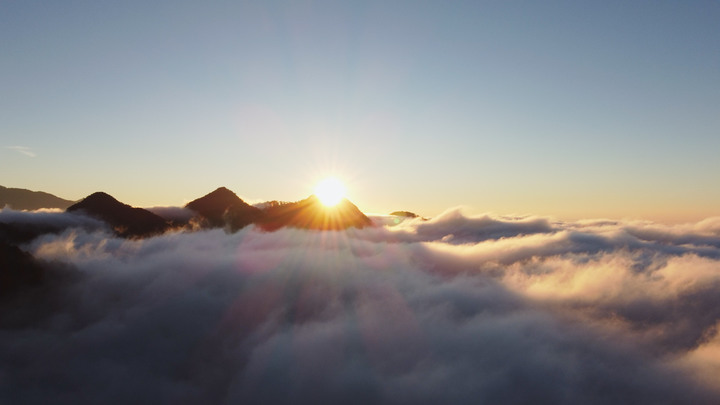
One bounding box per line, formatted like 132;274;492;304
2;208;720;404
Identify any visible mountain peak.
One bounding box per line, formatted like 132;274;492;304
187;187;245;208
68;192;170;238
259;194;371;231
77;191;119;205
67;192;122;214
207;186;234;196
185;187;263;231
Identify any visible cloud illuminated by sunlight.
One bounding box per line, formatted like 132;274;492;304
5;208;720;402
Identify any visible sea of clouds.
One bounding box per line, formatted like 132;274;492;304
2;208;720;404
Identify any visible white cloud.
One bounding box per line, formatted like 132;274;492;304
2;211;720;403
5;145;36;157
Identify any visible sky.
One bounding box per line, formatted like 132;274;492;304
2;1;719;222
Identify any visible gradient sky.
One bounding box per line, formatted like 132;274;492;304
2;1;719;222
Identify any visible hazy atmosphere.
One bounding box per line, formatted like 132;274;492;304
2;1;720;404
2;1;719;221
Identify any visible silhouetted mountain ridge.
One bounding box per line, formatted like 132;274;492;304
1;187;374;299
67;192;170;238
184;187;372;231
0;186;75;210
185;187;263;232
5;186;375;240
259;195;372;231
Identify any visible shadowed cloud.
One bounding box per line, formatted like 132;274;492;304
1;210;720;403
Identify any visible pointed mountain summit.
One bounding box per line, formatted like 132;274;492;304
185;187;263;231
67;192;170;238
259;195;372;231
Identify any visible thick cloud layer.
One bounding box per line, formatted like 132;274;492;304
2;210;720;404
0;208;107;245
0;208;105;230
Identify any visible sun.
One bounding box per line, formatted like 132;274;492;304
314;177;346;207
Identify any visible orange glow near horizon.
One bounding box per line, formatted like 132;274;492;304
314;177;346;207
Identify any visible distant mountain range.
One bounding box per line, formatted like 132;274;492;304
185;187;371;232
67;192;171;238
0;186;75;210
59;186;372;239
1;186;422;239
0;185;389;296
0;185;433;244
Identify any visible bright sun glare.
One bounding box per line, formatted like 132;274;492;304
314;177;346;207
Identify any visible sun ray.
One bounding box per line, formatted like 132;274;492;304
314;177;346;207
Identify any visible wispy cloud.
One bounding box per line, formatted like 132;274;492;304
5;145;36;157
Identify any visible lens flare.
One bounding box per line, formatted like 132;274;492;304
314;178;346;207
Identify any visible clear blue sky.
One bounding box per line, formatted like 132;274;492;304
2;1;719;221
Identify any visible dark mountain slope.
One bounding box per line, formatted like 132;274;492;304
185;187;263;232
259;195;372;231
67;192;170;238
0;241;45;296
0;186;75;210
